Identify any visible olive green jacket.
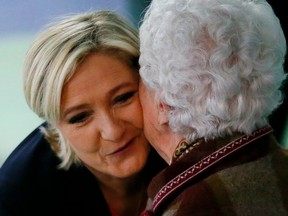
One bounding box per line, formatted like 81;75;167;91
142;126;288;216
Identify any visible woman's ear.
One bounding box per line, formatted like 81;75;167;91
157;101;170;125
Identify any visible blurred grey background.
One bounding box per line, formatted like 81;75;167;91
0;0;287;166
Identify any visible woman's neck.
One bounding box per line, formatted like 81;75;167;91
100;174;147;216
86;165;147;216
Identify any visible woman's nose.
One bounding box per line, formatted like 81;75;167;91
98;114;125;142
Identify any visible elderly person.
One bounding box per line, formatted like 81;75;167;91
0;10;165;216
139;0;288;215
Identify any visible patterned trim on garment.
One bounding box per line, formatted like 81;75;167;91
152;125;273;213
172;138;203;163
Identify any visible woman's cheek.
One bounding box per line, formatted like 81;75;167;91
127;100;144;128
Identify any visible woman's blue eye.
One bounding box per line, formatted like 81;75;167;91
68;112;90;124
113;91;136;104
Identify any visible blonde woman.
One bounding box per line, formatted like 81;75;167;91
0;11;165;216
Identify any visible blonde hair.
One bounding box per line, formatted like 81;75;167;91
23;10;140;169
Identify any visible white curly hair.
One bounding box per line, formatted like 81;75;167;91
139;0;287;142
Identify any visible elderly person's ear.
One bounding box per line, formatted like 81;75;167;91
158;101;170;125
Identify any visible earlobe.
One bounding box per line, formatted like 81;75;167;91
158;101;170;125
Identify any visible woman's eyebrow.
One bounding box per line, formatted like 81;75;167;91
107;82;136;96
62;104;90;119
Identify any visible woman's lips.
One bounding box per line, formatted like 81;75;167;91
106;138;134;156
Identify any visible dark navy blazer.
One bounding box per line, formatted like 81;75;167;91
0;124;112;216
0;124;166;216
